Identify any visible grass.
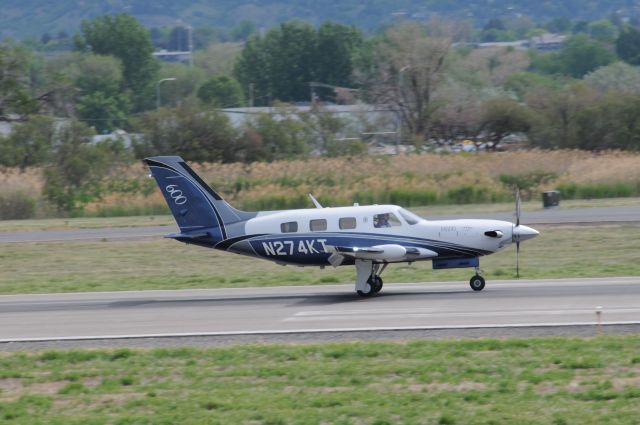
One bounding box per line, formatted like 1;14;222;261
1;336;639;424
3;150;640;219
1;223;640;294
1;196;638;232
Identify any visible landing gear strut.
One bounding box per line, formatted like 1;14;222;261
355;260;386;297
469;267;485;291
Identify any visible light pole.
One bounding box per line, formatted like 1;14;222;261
156;78;177;110
395;66;410;154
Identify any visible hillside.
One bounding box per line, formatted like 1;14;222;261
2;0;639;40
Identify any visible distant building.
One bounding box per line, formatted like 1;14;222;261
152;50;192;64
459;33;567;52
530;33;567;51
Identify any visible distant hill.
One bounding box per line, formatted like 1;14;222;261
2;0;639;40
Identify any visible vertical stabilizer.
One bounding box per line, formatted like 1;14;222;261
144;156;254;241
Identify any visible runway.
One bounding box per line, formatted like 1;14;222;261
1;277;639;349
1;205;638;243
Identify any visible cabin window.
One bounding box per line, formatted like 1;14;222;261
339;217;357;229
310;219;327;231
281;221;298;233
373;212;402;228
398;208;424;225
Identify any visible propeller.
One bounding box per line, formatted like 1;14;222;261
510;187;540;278
515;187;521;278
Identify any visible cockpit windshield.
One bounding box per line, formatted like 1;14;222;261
398;208;425;225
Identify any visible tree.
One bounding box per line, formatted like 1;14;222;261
76;14;159;111
584;62;640;94
363;22;451;142
479;98;533;150
194;42;243;77
525;83;598;149
237;107;309;161
43;120;130;213
0;42;39;119
156;62;206;108
560;35;615;77
587;19;617;43
197;76;244;107
575;93;640;150
133;103;238;162
532;35;616;78
314;22;364;94
234;21;364;105
616;25;640;65
0;115;55;169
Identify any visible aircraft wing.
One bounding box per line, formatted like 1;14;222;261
327;244;437;266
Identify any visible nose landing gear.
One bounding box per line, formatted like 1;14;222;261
470;267;485;291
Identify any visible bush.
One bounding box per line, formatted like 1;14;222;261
0;191;36;219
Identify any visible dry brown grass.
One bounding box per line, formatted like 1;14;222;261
4;150;640;216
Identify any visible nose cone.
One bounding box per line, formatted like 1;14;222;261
513;225;539;242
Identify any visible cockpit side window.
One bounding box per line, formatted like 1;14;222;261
281;221;298;233
373;212;401;228
398;208;424;225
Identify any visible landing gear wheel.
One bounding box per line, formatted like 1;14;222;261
357;281;374;297
371;276;383;293
469;275;485;291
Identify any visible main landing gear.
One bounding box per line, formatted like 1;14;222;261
355;260;387;297
469;267;485;291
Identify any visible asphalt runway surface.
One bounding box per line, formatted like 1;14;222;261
1;277;639;350
1;205;639;243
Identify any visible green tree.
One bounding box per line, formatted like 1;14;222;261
313;22;364;97
43;120;129;213
616;25;640;66
480;98;533;150
0;115;55;169
133;103;238;162
587;19;617;43
560;35;615;77
584;62;640;94
532;35;615;78
237;106;309;161
525;83;597;149
197;76;244;107
76;14;159;111
234;21;363;104
576;93;640;150
0;42;39;118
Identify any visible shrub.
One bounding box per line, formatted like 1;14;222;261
0;191;36;219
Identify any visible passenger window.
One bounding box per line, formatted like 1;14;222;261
310;219;327;231
281;221;298;233
373;213;402;228
339;217;357;230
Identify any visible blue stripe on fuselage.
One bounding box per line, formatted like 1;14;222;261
218;232;489;266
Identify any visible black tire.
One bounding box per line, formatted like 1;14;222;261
372;276;383;293
469;275;485;291
357;282;374;297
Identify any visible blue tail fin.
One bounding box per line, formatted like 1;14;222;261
144;156;255;242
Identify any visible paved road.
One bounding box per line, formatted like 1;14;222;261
0;205;638;243
1;277;638;346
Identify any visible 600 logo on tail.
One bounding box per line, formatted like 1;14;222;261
165;185;187;205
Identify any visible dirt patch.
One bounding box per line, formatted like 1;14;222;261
612;376;640;391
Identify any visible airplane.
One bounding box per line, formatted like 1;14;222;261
144;156;539;297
